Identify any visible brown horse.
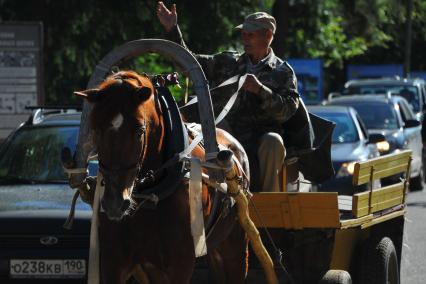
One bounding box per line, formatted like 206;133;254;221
75;70;250;284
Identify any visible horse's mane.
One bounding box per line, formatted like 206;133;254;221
90;70;154;131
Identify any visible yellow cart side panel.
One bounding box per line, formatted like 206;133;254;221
330;228;370;270
353;150;411;186
248;192;341;229
352;182;405;218
360;210;406;229
340;214;374;229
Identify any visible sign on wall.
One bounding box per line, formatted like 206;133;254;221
347;64;404;80
287;58;323;105
0;22;43;139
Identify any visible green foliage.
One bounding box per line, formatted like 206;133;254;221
306;16;367;68
0;0;262;104
2;0;426;100
270;0;426;92
132;54;186;102
174;0;262;53
279;0;398;68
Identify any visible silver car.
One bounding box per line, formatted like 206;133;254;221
327;94;423;191
342;77;426;121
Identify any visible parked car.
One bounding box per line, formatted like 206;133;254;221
0;107;91;283
341;77;426;121
308;105;383;194
327;95;423;190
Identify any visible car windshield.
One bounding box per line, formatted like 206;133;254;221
344;85;420;112
0;126;79;183
330;101;398;130
311;111;359;144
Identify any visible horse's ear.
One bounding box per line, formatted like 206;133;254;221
136;86;152;100
74;89;101;102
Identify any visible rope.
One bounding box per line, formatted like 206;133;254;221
179;74;241;109
62;190;80;230
177;73;247;166
205;210;224;241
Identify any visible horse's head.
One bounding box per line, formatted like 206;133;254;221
75;70;163;220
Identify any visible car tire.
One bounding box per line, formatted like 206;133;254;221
410;169;423;191
422;163;426;182
319;270;352;284
359;237;399;284
422;146;426;182
423;161;426;183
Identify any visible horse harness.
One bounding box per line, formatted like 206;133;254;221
97;120;147;184
65;77;244;246
97;84;242;246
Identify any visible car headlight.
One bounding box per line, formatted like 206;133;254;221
336;161;356;177
376;141;390;153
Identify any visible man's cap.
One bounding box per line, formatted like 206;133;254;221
235;12;276;34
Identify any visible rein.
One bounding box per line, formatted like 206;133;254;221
110;73;248;209
64;73;245;225
95;89;186;211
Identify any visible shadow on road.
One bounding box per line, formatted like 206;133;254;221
406;201;426;208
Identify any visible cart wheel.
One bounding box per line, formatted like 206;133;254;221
319;270;352;284
359;237;399;284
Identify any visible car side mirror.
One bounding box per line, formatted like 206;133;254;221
367;133;386;144
328;92;341;101
404;119;421;128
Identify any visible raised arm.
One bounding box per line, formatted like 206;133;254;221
156;1;177;33
156;2;224;81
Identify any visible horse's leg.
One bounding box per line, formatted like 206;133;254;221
140;262;170;284
168;250;195;284
99;245;130;284
208;225;248;284
131;265;150;284
158;186;196;284
140;233;194;284
99;218;133;284
207;249;227;283
165;225;196;283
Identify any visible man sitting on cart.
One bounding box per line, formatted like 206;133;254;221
157;2;300;192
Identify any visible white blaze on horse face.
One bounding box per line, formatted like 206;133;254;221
111;113;124;130
123;186;132;200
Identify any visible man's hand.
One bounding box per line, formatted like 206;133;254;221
157;1;177;32
242;74;263;95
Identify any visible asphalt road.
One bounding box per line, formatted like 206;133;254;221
401;185;426;283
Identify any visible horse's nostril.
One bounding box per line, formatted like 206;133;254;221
121;199;131;212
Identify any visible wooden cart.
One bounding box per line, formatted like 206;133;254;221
72;39;410;284
248;150;411;283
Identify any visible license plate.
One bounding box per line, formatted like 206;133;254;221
10;259;86;279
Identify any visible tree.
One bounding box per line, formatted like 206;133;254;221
0;0;262;104
2;0;426;99
270;0;426;93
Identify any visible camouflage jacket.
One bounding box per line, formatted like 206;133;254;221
166;25;299;145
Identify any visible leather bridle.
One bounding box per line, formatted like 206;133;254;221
97;120;147;184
